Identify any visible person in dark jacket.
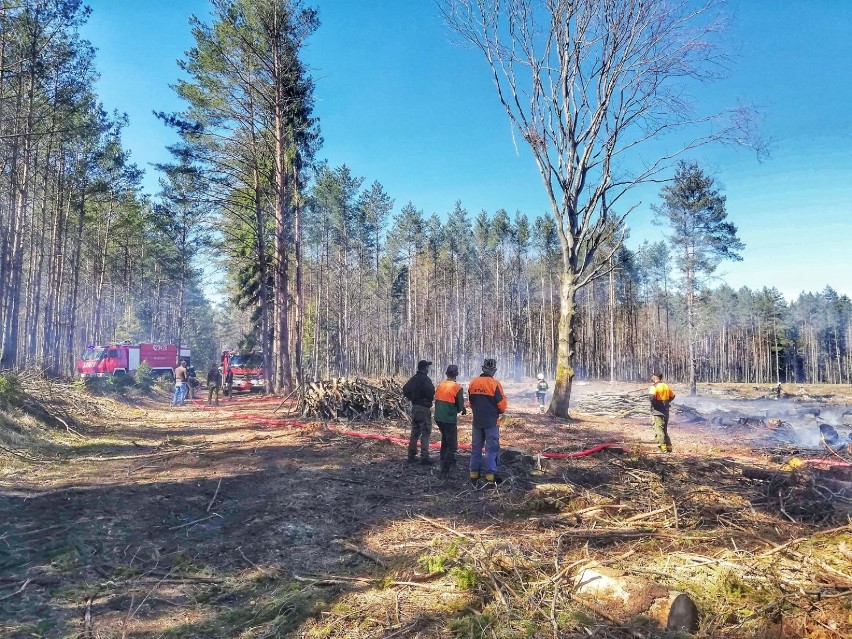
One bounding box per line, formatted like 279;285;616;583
207;366;222;406
433;364;466;477
402;359;436;465
224;369;234;398
187;366;199;400
468;358;508;484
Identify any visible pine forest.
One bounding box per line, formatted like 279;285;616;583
0;0;849;393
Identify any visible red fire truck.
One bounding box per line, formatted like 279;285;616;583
220;350;266;393
77;342;191;378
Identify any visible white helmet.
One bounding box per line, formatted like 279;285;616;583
537;373;545;380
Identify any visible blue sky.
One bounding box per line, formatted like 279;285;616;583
82;1;851;300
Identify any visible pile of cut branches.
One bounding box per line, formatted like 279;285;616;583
574;389;702;422
296;378;409;422
12;370;108;435
574;389;648;417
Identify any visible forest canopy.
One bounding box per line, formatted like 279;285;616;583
0;0;848;389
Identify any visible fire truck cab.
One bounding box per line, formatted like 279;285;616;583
220;350;266;393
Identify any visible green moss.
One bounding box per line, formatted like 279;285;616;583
449;611;496;637
417;541;461;574
49;547;81;574
450;566;477;590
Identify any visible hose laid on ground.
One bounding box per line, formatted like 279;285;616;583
191;396;852;470
798;458;852;469
190;396;621;460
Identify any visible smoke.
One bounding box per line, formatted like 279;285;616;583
678;395;852;449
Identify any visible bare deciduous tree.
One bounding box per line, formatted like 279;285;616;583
438;0;761;415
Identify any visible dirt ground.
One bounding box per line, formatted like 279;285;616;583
2;379;852;638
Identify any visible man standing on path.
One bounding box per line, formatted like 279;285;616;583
187;366;198;400
207;364;222;406
172;360;189;407
402;359;436;465
433;364;466;478
535;373;549;414
468;358;507;485
224;368;234;398
649;371;675;453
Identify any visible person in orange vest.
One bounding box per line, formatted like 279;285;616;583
434;364;467;478
468;358;508;485
649;371;676;453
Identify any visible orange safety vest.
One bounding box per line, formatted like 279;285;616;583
650;382;675;416
650;382;675;402
468;375;507;428
435;380;462;403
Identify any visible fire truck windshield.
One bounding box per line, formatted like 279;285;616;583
229;354;262;368
81;348;106;361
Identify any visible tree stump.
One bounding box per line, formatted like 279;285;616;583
500;446;534;465
573;565;699;633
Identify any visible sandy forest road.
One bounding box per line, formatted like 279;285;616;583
2;381;852;638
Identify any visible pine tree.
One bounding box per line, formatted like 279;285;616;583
654;161;744;394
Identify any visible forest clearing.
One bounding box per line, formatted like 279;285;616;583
2;378;851;638
1;1;851;637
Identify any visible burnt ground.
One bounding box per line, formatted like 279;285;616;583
1;380;852;638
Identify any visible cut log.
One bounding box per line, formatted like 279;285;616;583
573;565;699;633
819;423;841;446
742;466;795;483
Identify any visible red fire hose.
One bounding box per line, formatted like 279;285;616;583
190;396;621;460
196;397;850;470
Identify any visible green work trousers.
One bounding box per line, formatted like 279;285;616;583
652;415;672;452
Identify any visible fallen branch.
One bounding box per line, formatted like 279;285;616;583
415;514;480;540
761;524;852;557
536;523;664;538
293;573;452;591
167;513;222;530
0;579;30;602
83;593;96;639
622;505;673;524
206;478;222;513
338;540;389;568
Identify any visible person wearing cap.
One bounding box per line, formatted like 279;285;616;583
402;359;436;465
649;371;676;452
535;373;548;414
468;358;508;484
433;364;467;477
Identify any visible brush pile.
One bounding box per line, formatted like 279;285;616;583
10;370;109;434
574;389;649;417
297;378;409;422
574;389;703;422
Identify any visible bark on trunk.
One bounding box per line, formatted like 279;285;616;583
549;274;577;417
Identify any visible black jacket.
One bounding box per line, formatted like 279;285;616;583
207;368;222;387
402;371;435;407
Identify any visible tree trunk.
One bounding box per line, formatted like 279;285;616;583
273;109;292;393
254;167;273;394
293;165;303;386
549;274;577;416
